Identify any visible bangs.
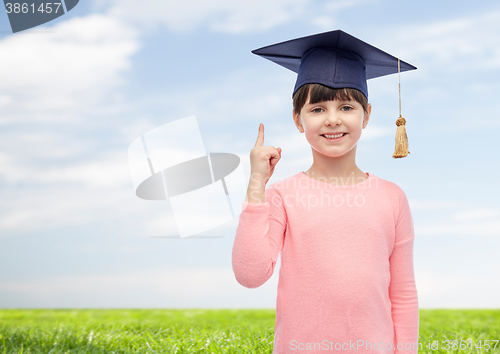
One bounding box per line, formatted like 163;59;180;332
309;85;357;105
293;84;368;116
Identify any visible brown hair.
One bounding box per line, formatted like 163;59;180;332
293;83;369;116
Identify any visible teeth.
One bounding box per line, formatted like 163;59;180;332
324;133;345;139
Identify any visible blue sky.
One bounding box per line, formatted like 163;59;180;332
0;0;499;309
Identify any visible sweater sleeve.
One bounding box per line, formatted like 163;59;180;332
231;185;286;289
389;188;420;353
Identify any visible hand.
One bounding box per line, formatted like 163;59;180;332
249;123;282;187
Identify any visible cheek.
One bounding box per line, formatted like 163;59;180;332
351;115;366;130
302;122;319;136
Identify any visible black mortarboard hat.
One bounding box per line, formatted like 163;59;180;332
251;29;416;158
252;29;416;99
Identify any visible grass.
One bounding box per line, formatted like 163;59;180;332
418;309;500;353
0;309;498;353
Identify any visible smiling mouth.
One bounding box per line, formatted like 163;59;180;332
321;133;348;139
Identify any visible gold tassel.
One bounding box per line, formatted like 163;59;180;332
392;58;410;158
393;115;409;158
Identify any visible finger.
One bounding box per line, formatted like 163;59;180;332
275;147;281;161
254;123;264;148
270;149;281;166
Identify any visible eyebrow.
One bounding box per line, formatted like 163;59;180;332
305;99;352;105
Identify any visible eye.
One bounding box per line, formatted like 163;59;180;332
312;107;324;113
340;106;353;111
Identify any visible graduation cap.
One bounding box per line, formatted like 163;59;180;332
252;29;416;158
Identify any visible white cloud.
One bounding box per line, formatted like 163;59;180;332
0;183;142;234
98;0;310;34
361;125;393;140
324;0;376;11
0;66;289;237
143;209;180;236
2;264;499;309
96;0;382;34
311;16;336;31
0;147;155;235
0;149;131;187
409;200;466;210
410;203;500;236
0;14;145;236
0;94;12;109
415;267;500;308
308;0;380;31
451;208;500;221
0;266;280;308
210;0;309;34
0;14;139;118
0;143;244;237
416;220;500;237
377;11;500;75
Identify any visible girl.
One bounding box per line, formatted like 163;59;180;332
232;30;419;354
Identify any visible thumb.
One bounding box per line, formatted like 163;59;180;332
271;148;281;166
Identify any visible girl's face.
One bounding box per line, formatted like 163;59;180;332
293;96;371;158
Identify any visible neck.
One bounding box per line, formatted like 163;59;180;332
306;144;366;185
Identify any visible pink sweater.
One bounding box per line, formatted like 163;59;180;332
232;172;419;353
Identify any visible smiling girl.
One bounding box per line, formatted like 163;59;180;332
232;30;420;354
293;84;371;185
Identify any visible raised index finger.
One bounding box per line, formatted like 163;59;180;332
254;123;264;148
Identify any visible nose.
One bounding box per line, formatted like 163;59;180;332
324;111;342;126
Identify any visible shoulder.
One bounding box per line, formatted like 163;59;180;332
263;173;300;208
370;173;408;199
267;173;300;192
369;174;412;221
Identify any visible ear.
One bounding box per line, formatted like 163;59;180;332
293;109;304;133
363;103;372;129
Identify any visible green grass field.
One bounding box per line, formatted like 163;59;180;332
0;309;499;353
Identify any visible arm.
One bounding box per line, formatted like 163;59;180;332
231;185;286;288
389;189;420;353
